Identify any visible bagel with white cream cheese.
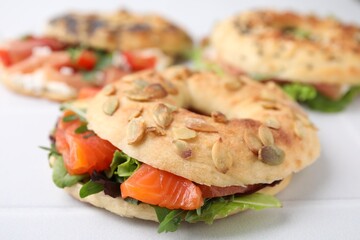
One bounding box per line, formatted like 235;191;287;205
0;9;192;101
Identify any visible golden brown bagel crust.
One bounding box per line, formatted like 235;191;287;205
86;67;320;187
210;10;360;85
45;10;192;56
64;175;291;222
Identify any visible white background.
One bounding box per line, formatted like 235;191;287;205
1;0;360;239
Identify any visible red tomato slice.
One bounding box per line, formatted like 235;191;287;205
75;50;97;71
123;51;156;71
55;111;117;175
0;49;12;66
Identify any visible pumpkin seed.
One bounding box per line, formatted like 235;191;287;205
260;90;276;102
126;117;146;144
163;80;178;95
125;83;167;101
144;83;168;99
265;118;280;129
212;138;233;173
164;103;178;112
172;127;197;140
102;96;119;116
133;79;149;90
258;125;274;145
152;103;173;129
258;145;285;166
224;76;243;91
185;118;217;132
243;130;262;153
128;108;143;121
211;111;228;123
102;85;116;96
173;140;192;159
294;120;305;139
146;126;166;136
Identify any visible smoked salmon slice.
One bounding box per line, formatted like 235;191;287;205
55;111;117;175
121;164;204;210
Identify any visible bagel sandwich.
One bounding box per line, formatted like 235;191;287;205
197;9;360;112
44;67;320;232
0;9;192;101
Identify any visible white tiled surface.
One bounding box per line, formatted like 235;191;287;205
1;1;360;239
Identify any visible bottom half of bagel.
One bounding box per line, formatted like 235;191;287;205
0;68;77;101
64;175;291;223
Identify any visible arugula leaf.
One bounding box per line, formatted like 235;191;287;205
154;207;184;233
52;155;87;188
89;171;121;198
62;114;78;122
105;150;141;180
60;103;87;121
282;83;318;102
40;143;59;159
304;85;360;112
153;193;281;233
185;193;281;224
74;123;88;134
79;180;104;198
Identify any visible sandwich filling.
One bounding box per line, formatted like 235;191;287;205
0;36;171;98
44;103;282;233
195;45;360;112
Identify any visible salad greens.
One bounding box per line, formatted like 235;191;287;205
105;150;141;180
282;83;318;102
79;150;141;198
154;193;281;233
67;47;114;82
79;180;104;198
282;83;360;112
51;154;87;188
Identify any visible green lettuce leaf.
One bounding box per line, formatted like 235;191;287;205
185;193;281;224
105;150;141;181
282;83;360;112
154;193;281;233
52;155;87;188
282;83;318;102
304;85;360;112
79;180;104;198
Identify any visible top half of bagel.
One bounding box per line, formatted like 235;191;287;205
209;9;360;86
86;67;320;187
45;9;192;57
